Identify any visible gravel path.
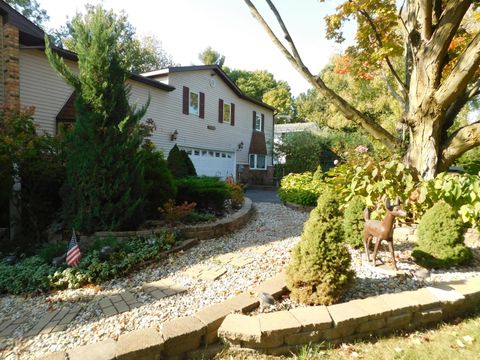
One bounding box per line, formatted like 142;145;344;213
1;202;479;359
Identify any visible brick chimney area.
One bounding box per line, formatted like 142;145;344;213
2;20;20;110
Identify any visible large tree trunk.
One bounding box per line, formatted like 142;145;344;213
405;117;442;179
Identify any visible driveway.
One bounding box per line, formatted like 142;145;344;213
245;188;281;204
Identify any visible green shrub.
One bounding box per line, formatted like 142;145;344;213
227;182;244;209
412;202;472;269
175;177;230;213
46;8;149;234
37;242;66;262
327;151;418;222
141;142;177;219
418;172;480;228
278;172;323;206
167;145;196;178
0;256;56;294
0;108;65;252
343;196;365;248
183;211;216;224
286;188;354;305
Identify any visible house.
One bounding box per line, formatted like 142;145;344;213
0;0;275;184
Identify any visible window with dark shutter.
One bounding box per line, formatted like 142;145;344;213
252;111;256;130
231;103;235;126
261;114;265;132
218;99;224;123
182;86;189;115
199;92;205;119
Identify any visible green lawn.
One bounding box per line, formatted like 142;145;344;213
216;312;480;360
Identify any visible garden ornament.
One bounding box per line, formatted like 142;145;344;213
52;253;66;267
252;291;275;312
100;246;114;260
363;197;407;270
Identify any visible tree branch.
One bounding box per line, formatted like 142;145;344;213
426;0;471;80
243;0;398;149
358;9;408;97
419;0;433;40
435;31;480;108
440;121;480;171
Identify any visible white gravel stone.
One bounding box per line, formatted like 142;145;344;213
1;203;478;359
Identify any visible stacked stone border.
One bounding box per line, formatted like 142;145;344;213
219;277;480;356
75;198;254;250
39;274;480;360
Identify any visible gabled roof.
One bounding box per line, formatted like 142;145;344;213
0;0;174;92
143;65;276;112
0;0;45;46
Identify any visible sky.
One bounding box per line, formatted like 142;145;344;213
37;0;352;96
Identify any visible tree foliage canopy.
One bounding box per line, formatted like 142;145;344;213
244;0;480;179
198;46;226;67
51;6;174;74
5;0;48;27
45;5;151;233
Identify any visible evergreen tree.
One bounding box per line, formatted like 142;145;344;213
45;6;149;233
286;188;353;305
180;150;197;177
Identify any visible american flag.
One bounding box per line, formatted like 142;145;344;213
66;229;81;267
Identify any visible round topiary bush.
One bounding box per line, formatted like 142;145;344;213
286;188;354;305
412;201;472;269
343;196;365;248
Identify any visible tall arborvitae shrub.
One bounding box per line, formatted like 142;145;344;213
167;145;196;178
45;6;150;233
412;202;472;269
286;188;354;305
343;196;365;248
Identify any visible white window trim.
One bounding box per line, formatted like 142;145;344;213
249;154;267;170
223;102;231;124
255;113;263;131
189;91;199;116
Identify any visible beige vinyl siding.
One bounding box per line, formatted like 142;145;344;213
149;70;274;166
19;49;74;135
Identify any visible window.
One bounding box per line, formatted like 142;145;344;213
249;154;267;170
194;150;200;156
223;103;231;124
189;91;199;115
255;113;263;131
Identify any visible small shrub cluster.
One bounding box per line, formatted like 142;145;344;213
175;177;230;214
286;188;354;305
342;196;365;248
0;107;65;252
0;232;177;294
412;202;472;269
278;172;324;206
159;199;196;225
417;172;480;227
227;182;244;209
167;144;197;178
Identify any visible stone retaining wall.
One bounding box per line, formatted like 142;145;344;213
283;201;315;213
39;273;287;360
40;274;480;359
218;277;480;356
76;198;253;250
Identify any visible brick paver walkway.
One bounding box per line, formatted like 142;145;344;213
24;307;81;337
142;278;188;300
99;291;142;317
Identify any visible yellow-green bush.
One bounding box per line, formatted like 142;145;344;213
286;188;353;305
343;196;365;248
412;202;472;269
278;172;324;206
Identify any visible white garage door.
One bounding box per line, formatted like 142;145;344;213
183;147;235;179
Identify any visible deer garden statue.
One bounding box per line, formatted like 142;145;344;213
363;197;407;270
